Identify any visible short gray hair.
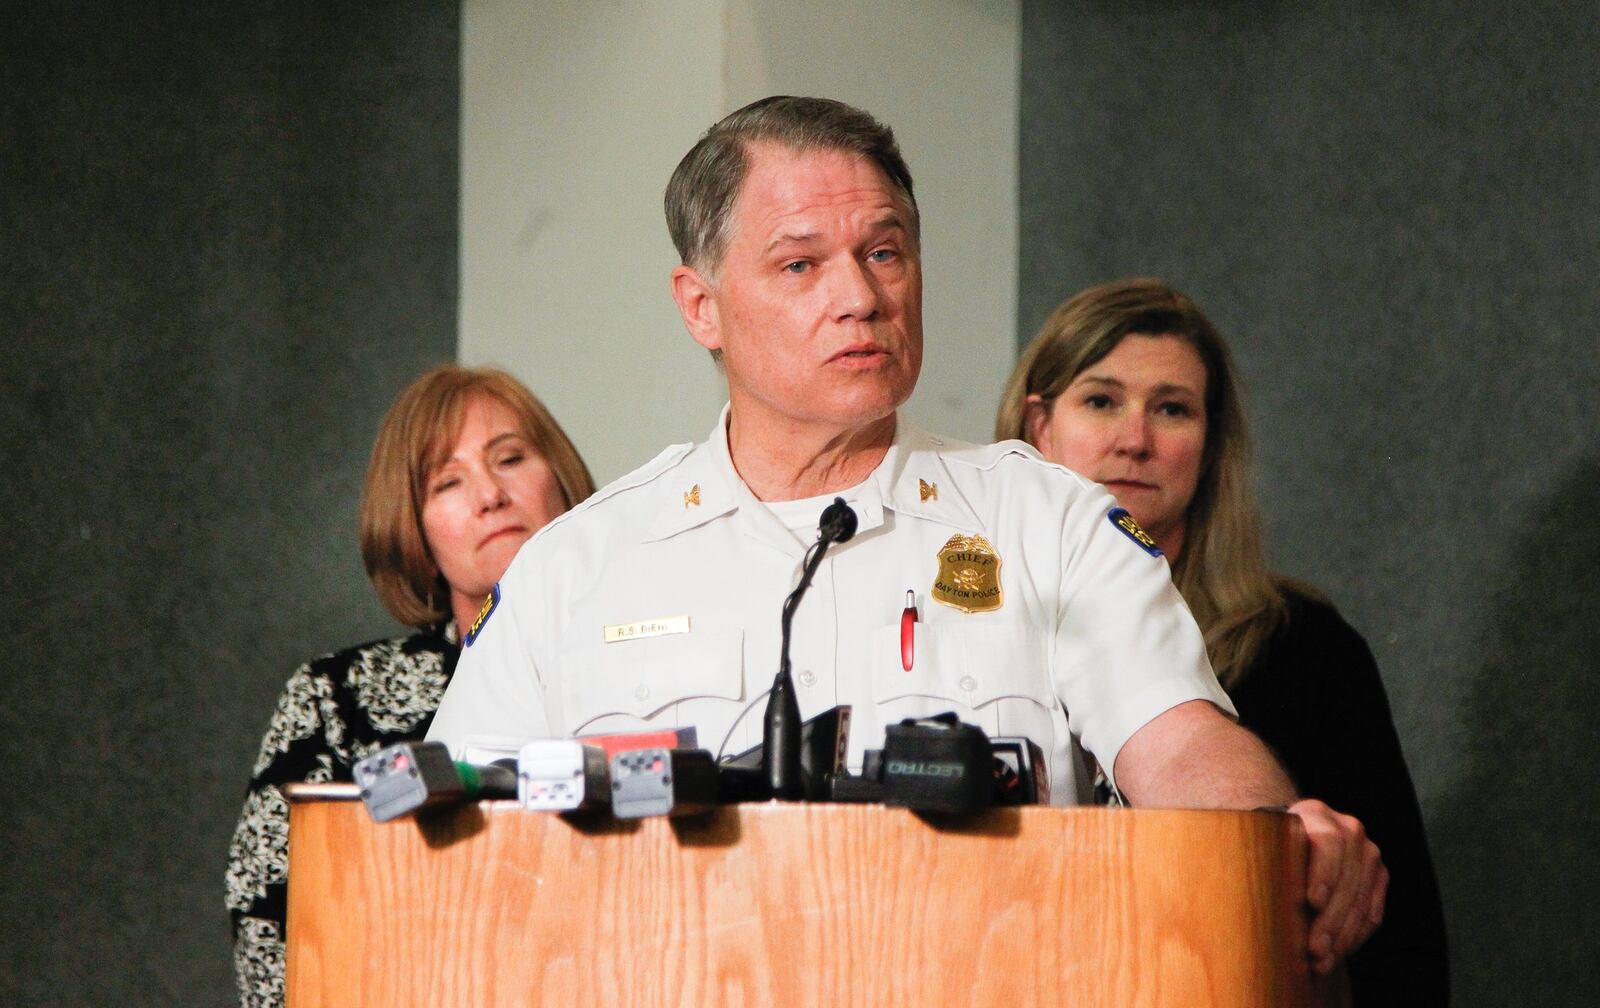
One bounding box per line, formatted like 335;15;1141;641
664;96;918;278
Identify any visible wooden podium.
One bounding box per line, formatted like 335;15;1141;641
286;791;1330;1007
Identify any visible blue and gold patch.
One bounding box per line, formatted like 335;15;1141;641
464;583;501;647
1108;507;1163;557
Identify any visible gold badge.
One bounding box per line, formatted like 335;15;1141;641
919;478;938;502
683;484;701;508
932;534;1004;613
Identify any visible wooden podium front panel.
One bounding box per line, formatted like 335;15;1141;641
287;802;1314;1008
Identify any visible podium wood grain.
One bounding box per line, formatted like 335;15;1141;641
287;800;1320;1007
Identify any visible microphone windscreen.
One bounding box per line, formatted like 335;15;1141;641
820;497;858;543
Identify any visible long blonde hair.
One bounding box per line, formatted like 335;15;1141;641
997;278;1288;688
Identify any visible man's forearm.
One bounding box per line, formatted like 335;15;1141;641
1113;699;1296;809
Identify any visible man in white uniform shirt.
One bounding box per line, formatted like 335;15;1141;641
428;96;1385;973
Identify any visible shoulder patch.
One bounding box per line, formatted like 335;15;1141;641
464;583;501;646
1108;507;1164;557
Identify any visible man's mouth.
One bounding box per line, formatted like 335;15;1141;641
829;343;889;362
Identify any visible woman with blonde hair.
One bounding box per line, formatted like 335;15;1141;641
998;278;1447;1003
224;365;594;1008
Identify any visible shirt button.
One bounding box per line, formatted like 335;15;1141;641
634;684;650;701
959;675;977;693
799;670;817;687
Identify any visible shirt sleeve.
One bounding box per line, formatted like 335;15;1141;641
1050;488;1235;791
426;577;554;750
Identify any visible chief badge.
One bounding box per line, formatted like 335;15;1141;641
932;534;1004;614
464;583;501;647
1108;507;1163;557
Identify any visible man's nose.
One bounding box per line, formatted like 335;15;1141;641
831;258;881;321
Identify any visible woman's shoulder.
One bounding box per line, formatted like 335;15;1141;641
1257;579;1383;687
1273;579;1364;644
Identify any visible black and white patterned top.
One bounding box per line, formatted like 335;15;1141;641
224;627;459;1008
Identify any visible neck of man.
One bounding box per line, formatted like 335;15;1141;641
726;407;897;502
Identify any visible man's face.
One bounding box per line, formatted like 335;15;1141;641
678;142;923;440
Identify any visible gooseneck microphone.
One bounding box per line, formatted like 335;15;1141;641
765;497;859;799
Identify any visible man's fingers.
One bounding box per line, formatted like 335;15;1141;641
1330;850;1389;961
1294;797;1358;909
1290;798;1384;970
1366;858;1389;927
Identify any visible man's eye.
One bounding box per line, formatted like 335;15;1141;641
867;248;897;263
783;260;810;274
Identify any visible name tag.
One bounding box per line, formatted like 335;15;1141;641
603;615;691;644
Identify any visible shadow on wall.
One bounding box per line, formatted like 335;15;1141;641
1430;459;1600;1005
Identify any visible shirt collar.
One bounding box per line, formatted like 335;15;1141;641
869;418;983;534
642;403;741;544
642;407;982;550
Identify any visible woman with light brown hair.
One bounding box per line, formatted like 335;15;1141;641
998;277;1447;1004
224;365;593;1008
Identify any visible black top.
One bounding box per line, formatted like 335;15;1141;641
1230;590;1449;1006
224;628;459;1008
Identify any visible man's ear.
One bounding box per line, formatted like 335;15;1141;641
670;265;721;352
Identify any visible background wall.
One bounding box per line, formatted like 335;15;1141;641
0;3;459;1003
1019;2;1599;1003
460;0;1019;483
7;1;1592;1004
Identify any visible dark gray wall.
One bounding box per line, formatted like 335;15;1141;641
1021;2;1598;1004
0;3;458;1003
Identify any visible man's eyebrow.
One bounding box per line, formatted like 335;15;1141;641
866;212;909;233
761;213;911;255
763;231;820;254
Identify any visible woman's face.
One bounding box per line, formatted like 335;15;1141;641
421;395;567;616
1027;334;1208;556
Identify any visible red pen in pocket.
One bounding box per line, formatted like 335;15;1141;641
901;589;918;671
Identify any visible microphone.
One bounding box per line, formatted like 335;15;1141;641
517;739;611;812
353;740;517;822
611;747;720;819
765;496;858;799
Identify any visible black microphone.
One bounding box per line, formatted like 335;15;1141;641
765;496;858;799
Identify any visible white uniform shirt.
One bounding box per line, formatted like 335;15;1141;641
427;408;1233;803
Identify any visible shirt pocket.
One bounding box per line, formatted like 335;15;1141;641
556;630;745;734
868;619;1057;745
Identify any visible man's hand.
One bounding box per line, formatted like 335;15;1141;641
1116;702;1389;973
1290;797;1388;974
